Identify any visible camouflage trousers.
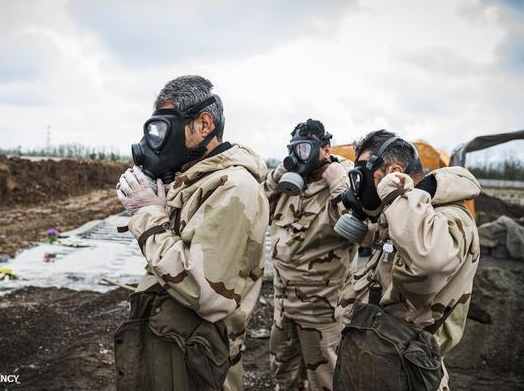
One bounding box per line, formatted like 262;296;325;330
223;359;242;391
270;314;342;391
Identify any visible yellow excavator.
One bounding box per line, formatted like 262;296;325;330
331;130;524;217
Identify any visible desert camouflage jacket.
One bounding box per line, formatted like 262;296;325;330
128;144;270;357
336;167;481;356
263;156;358;324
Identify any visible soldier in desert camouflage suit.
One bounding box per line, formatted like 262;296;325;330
263;119;358;391
116;76;269;391
335;130;481;391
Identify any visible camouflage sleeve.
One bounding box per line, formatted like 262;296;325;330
128;176;267;323
378;173;476;308
327;173;350;223
261;169;281;207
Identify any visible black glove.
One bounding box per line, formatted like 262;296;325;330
340;189;368;220
415;175;437;198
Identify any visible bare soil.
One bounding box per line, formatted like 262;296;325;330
0;156;128;207
0;156;129;259
0;189;125;259
0;157;523;390
0;282;522;391
0;283;276;391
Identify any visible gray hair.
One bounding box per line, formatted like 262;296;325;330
155;75;225;140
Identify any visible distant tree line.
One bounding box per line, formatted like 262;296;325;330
0;144;131;162
2;146;521;179
468;159;524;181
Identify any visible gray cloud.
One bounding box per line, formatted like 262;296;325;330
466;0;524;75
67;0;356;67
0;33;57;84
397;46;480;77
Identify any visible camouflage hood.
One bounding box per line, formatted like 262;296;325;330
430;166;481;205
182;143;267;183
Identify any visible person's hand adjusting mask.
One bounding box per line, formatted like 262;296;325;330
117;166;166;214
376;172;414;200
272;163;287;182
322;162;346;187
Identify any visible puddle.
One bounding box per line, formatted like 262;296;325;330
0;213;274;295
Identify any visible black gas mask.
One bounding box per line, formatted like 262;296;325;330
278;129;333;195
131;96;221;184
334;136;419;243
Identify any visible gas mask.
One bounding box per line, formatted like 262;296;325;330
278;132;333;195
334;136;419;243
131;96;221;184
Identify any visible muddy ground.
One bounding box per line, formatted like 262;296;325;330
0;156;128;207
0;189;125;259
0;283;275;391
1;281;523;391
1;157;524;390
0;156;129;259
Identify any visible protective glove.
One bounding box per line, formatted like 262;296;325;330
271;163;287;182
377;172;414;200
322;162;346;187
117;166;166;214
340;188;367;220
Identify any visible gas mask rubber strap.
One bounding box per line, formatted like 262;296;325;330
183;96;217;120
403;142;420;175
366;136;398;171
362;188;409;216
184;96;219;159
319;131;333;147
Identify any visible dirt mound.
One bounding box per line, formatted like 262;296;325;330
475;192;524;224
0;157;129;207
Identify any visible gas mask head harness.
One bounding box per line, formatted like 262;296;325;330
334;135;420;243
132;96;222;184
278;119;332;195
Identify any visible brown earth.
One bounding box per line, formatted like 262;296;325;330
0;283;276;391
0;157;129;259
0;156;129;207
1;157;523;390
475;192;524;225
1;281;523;391
0;189;125;259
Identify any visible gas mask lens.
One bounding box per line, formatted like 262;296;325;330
294;142;312;160
145;120;169;150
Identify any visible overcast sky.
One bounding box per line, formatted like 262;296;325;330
0;0;523;160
